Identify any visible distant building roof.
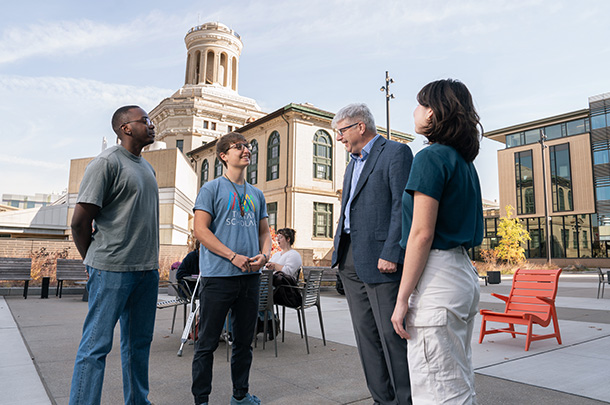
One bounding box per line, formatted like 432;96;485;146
186;102;414;157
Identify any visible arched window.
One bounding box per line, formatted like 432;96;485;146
267;131;280;181
205;51;214;84
313;130;333;180
220;53;228;87
194;50;201;84
247;140;258;184
200;159;209;187
558;188;565;211
185;53;191;84
231;57;238;91
214;157;223;179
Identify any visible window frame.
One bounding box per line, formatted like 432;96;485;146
267;131;280;181
267;202;277;231
247;139;259;185
214;157;223;179
313;130;333;180
549;143;573;212
200;159;209;187
514;149;535;215
313;202;333;239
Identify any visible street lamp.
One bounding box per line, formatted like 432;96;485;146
540;129;552;264
380;71;394;139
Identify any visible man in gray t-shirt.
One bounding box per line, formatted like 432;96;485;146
69;105;159;405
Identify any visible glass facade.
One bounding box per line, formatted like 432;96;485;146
515;150;535;214
591;97;610;256
483;95;610;261
479;213;594;259
504;118;589;148
549;143;573;212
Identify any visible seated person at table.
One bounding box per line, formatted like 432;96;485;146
266;228;302;281
176;241;200;297
267;228;302;308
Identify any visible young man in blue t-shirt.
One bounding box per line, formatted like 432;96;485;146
191;132;271;405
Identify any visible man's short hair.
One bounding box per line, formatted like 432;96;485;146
111;105;140;136
332;103;376;133
216;132;248;167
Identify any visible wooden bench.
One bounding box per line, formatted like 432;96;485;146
301;266;338;290
479;268;562;351
0;257;32;299
56;259;88;298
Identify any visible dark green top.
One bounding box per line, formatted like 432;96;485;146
400;143;483;250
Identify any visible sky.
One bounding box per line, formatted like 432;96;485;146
1;0;610;202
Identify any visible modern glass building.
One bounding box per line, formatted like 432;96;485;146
484;92;610;265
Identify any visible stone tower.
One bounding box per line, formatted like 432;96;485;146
184;21;241;90
148;22;265;153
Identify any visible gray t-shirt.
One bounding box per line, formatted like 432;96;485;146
194;176;267;277
77;145;159;271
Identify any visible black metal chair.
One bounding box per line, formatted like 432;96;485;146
598;268;607;299
254;269;277;357
157;281;192;333
279;268;326;354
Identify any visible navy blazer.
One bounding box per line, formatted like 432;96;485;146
332;136;413;284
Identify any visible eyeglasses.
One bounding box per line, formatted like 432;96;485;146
228;143;252;152
122;117;153;127
336;122;360;136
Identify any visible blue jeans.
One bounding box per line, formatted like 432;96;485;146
192;274;260;404
69;267;159;405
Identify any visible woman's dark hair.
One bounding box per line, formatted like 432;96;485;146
417;79;482;162
277;228;296;246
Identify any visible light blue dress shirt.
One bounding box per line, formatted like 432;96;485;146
343;134;381;233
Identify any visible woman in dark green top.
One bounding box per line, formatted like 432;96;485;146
391;79;484;404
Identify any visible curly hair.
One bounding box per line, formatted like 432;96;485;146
276;228;296;246
416;79;482;162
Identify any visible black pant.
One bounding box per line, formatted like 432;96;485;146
192;274;260;404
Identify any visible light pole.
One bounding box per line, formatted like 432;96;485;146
540;129;552;264
380;71;394;139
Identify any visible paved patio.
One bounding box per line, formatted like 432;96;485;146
1;273;609;404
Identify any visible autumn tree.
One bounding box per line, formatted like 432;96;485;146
494;205;531;264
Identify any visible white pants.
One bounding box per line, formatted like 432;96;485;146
406;247;480;405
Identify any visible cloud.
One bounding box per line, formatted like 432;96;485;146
0;11;187;65
0;74;172;109
0;153;67;170
0;20;134;64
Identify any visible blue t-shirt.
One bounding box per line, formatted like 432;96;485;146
401;143;483;250
194;177;268;277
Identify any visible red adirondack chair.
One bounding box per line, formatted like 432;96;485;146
479;268;562;351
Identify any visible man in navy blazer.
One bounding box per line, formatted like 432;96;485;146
332;103;413;404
